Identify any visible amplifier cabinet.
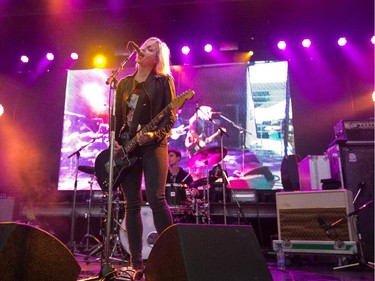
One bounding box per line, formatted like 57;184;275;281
325;143;374;261
333;119;374;142
276;190;357;242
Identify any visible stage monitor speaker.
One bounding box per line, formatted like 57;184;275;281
0;222;81;281
145;224;272;281
276;189;357;242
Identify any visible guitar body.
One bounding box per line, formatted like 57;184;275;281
94;148;137;191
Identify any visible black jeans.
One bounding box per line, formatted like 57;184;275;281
120;142;172;266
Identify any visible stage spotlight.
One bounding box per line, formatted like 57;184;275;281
302;39;311;48
371;36;375;44
277;41;286;50
70;52;79;60
204;44;213;53
181;46;190;55
337;37;347;46
372;91;375;102
0;104;3;117
46;53;54;61
93;54;107;68
20;55;29;63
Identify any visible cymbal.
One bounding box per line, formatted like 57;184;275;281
188;146;228;168
78;165;95;175
190;177;209;188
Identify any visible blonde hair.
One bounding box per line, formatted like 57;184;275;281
145;37;172;77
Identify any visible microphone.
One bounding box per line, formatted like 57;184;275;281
318;216;331;237
129;41;141;54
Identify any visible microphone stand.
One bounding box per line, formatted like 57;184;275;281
218;114;252;175
202;110;229;224
82;49;136;281
332;199;374;270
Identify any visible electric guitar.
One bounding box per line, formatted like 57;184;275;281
170;124;189;140
95;90;195;190
185;127;226;156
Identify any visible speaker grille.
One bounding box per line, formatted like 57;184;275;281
0;222;80;281
279;207;351;241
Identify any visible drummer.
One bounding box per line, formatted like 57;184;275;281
167;148;193;186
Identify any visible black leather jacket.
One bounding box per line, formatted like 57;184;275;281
115;70;176;145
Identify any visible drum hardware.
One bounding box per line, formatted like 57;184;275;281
83;190;128;265
188;145;228;224
108;190;128;262
78;173;102;255
66;138;97;253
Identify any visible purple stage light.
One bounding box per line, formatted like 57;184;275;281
20;55;29;63
181;46;190;55
302;39;311;48
46;52;54;61
337;37;347;46
204;44;213;53
70;52;79;60
277;41;286;50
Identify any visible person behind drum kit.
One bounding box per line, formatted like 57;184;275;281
113;37;176;271
167;148;193;186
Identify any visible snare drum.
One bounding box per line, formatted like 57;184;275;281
119;206;158;260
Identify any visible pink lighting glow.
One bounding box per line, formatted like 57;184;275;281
337;37;347;46
302;39;311;48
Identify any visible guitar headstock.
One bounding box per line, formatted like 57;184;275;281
171;90;195;109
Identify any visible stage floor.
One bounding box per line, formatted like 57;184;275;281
75;251;374;281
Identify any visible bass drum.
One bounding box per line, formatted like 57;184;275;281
119;206;158;260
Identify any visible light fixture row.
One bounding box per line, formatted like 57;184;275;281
19;36;375;63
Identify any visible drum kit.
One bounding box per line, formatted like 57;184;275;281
164;145;228;224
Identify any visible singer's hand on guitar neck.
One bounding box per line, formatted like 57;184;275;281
137;131;154;146
113;141;124;157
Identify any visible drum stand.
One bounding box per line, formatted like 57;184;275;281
79;175;102;262
200;161;212;224
108;191;128;263
66;138;96;253
83;190;128;265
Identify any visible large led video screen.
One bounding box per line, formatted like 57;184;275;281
58;62;293;191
